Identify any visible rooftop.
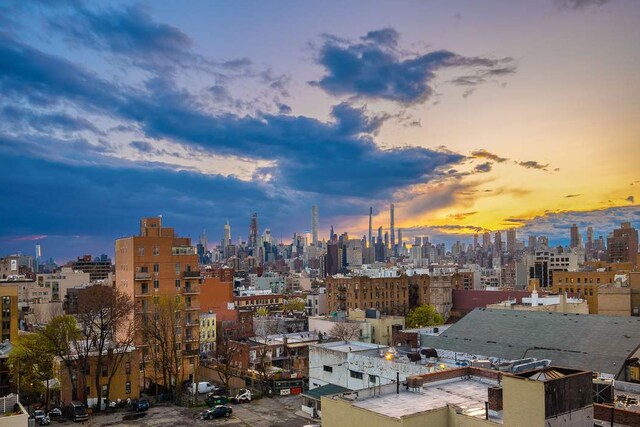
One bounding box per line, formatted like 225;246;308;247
352;377;499;421
312;340;389;353
420;308;640;377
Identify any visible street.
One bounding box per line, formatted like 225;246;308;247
67;395;316;427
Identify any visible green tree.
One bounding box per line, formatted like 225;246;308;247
282;298;305;312
405;305;444;328
255;307;269;317
9;333;56;409
41;315;81;401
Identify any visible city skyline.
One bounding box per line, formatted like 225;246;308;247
1;0;639;260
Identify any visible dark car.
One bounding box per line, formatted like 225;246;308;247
67;401;89;422
200;405;232;419
133;398;150;412
48;407;63;418
32;410;50;426
205;394;229;406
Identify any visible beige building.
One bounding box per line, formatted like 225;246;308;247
487;289;589;314
115;217;200;382
309;309;404;346
321;366;594;427
37;267;91;301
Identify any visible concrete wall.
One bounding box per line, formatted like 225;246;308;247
597;286;631;316
502;375;545;426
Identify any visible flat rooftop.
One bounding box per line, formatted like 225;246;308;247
353;377;500;421
314;340;388;353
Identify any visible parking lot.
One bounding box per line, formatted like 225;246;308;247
69;395;316;427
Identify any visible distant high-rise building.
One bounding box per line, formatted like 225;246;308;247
223;220;231;252
528;235;537;253
538;236;549;251
249;213;258;254
482;232;491;249
570;224;580;248
585;227;594;260
311;205;318;246
507;229;516;255
368;207;373;248
397;228;403;252
473;233;479;249
325;243;339;276
494;231;502;254
262;228;271;245
390;203;395;254
607;222;639;267
330;225;335;243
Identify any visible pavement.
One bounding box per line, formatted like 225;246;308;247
61;395;316;427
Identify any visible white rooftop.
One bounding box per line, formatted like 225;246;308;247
353;377;499;421
315;340;388;353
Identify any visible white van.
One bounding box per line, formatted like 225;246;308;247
191;381;222;395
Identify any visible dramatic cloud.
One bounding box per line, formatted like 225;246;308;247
627;195;635;203
565;194;582;198
310;28;515;104
470;149;508;163
0;32;465;198
474;162;493;173
518;160;550;171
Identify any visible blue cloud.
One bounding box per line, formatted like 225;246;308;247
0;33;464;197
311;28;515;104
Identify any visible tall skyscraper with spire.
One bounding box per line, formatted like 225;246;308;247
368;207;373;248
390;203;395;255
312;205;318;246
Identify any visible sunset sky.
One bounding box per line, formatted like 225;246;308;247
1;0;639;261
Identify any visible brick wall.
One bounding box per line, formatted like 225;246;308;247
488;386;503;411
594;403;640;426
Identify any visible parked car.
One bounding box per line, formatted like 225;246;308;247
191;381;224;395
32;410;50;426
205;394;229;406
230;389;253;404
48;407;63;418
132;398;150;412
200;405;232;419
67;401;89;422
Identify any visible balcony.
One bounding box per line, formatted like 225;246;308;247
182;283;200;295
135;272;152;280
183;270;200;278
183;335;199;342
184;304;200;311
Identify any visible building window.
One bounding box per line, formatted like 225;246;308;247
175;263;180;275
153;263;159;273
175;279;181;289
154;280;159;290
102;384;108;395
138;247;144;256
125;362;131;375
350;370;363;380
323;365;333;373
153;246;159;256
125;381;131;394
369;374;377;384
101;365;108;377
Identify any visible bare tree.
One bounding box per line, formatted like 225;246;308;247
329;322;361;343
139;295;184;401
75;285;133;411
213;338;243;396
41;315;82;401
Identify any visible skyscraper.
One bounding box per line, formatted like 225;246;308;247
570;224;579;248
311;205;318;246
368;207;373;248
507;229;516;255
390;203;395;254
249;213;258;254
223;220;231;248
397;228;403;252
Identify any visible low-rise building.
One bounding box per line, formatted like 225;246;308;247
320;366;595;427
487;289;589;314
309;309;405;346
200;312;216;354
56;345;140;409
